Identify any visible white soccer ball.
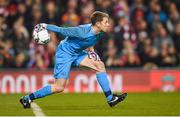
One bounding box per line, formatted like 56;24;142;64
33;29;50;44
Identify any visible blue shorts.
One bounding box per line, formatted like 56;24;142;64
54;46;88;79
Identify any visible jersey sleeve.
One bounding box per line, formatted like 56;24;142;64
46;24;85;38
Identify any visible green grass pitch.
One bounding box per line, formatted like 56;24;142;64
0;92;180;116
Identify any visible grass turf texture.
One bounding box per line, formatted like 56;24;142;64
0;92;180;116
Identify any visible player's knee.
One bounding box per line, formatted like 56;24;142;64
95;61;106;72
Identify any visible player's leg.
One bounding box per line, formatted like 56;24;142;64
20;78;68;109
20;47;73;109
25;78;67;100
74;52;127;107
79;56;113;100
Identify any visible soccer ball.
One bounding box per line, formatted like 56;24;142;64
33;29;50;44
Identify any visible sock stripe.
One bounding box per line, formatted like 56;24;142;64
104;90;112;97
29;93;35;100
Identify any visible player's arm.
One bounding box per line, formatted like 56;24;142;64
47;24;84;37
34;23;84;38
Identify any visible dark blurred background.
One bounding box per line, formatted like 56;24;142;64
0;0;180;70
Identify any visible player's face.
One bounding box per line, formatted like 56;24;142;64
99;17;110;32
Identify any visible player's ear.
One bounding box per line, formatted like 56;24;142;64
96;22;101;27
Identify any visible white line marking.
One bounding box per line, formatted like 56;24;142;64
31;102;46;117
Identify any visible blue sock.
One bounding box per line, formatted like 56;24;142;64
24;85;52;100
96;72;113;101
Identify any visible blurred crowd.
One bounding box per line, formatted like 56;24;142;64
0;0;180;70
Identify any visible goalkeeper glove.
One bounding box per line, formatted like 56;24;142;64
34;23;47;32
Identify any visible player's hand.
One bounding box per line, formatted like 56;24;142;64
88;51;101;61
34;23;47;32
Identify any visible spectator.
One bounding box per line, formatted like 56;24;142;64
113;0;129;19
11;16;29;53
104;39;119;67
139;38;160;67
119;40;141;67
166;3;180;34
96;0;113;15
42;1;59;24
32;4;43;27
130;0;147;20
13;52;26;68
159;41;179;67
146;0;168;30
172;23;180;53
80;1;95;24
153;23;174;51
61;0;80;26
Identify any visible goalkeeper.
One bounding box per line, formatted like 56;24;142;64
20;11;127;108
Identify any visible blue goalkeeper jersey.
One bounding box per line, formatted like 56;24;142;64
46;24;104;54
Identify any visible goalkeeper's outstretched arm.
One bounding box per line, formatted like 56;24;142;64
46;24;84;38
